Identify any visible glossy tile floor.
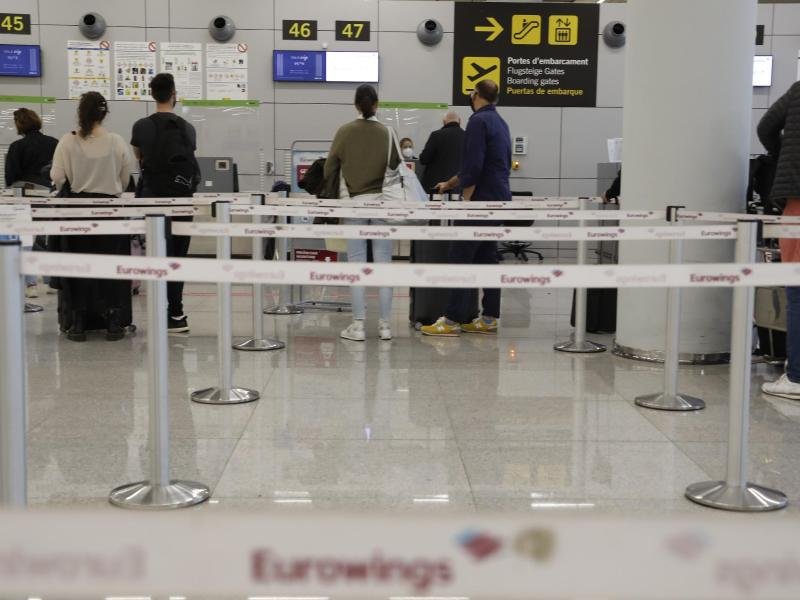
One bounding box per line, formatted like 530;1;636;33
22;282;800;516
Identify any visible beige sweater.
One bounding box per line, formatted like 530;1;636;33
324;118;401;197
51;127;135;196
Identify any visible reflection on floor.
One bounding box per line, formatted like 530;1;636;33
23;283;800;515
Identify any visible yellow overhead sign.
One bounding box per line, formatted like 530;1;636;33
511;15;542;45
548;15;579;45
461;56;501;95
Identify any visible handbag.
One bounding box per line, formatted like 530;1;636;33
382;126;428;204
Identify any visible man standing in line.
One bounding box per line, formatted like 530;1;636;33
421;79;511;337
758;82;800;399
419;111;465;193
131;73;200;333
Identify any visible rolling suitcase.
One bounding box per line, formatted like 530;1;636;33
409;239;479;328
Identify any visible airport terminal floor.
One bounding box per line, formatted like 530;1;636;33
22;281;800;515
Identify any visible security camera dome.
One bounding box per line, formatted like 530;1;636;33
417;19;444;46
78;12;106;39
209;15;236;42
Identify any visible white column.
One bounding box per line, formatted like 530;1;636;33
615;0;757;361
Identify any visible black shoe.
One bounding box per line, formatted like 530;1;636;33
168;314;190;333
67;311;87;342
106;309;125;341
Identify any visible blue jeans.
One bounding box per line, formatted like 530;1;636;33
343;218;393;321
787;286;800;383
0;235;36;286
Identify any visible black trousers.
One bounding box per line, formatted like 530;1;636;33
166;216;192;316
445;239;501;323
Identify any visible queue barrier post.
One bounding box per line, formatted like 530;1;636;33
635;207;705;411
191;202;260;405
109;215;210;509
264;194;303;315
685;220;788;511
554;197;607;354
233;194;285;352
0;240;27;507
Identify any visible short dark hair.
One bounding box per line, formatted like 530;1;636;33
13;108;42;135
354;84;379;119
475;80;499;104
150;73;176;103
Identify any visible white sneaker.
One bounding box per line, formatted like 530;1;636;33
378;319;392;341
762;374;800;401
25;285;38;299
340;320;366;342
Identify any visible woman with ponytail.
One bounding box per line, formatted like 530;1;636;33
50;92;136;342
324;84;401;342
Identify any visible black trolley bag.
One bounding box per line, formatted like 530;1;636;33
47;184;134;334
409;193;478;329
570;201;618;333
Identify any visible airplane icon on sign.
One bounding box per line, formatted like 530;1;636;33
468;61;498;82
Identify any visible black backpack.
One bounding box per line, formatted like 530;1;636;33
299;158;327;196
143;114;199;197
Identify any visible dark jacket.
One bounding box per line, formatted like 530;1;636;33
758;81;800;201
4;131;58;188
419;122;465;192
459;104;511;202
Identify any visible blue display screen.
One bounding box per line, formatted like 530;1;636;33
273;50;325;82
0;44;41;77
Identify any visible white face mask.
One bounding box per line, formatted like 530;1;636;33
401;147;414;159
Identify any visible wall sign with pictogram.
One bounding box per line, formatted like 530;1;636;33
453;2;600;107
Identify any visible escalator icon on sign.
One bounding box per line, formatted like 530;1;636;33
511;15;541;45
548;15;578;45
461;56;501;95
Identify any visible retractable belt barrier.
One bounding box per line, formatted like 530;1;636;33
18;251;800;288
677;209;800;224
1;510;799;599
172;222;739;242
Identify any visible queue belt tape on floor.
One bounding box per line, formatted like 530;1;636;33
172;222;740;243
0;510;799;599
20;251;800;288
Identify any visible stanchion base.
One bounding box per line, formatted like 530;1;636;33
24;303;43;313
264;305;304;315
190;386;260;405
685;481;788;512
109;480;210;510
233;338;285;352
635;392;705;412
553;339;607;354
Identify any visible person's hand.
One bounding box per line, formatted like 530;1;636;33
434;180;452;194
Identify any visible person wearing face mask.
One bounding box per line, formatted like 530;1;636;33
131;73;200;333
399;138;416;160
420;79;511;337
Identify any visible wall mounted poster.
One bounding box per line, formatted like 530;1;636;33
206;43;248;100
114;41;157;101
160;42;202;100
67;40;111;99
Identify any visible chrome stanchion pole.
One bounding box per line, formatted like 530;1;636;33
234;194;285;351
0;240;26;507
554;197;606;353
685;220;787;511
191;202;260;404
636;207;704;411
264;193;303;315
110;215;209;508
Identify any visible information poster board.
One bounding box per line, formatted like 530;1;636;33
452;2;599;107
206;43;248;100
114;41;157;101
160;42;203;100
67;40;111;99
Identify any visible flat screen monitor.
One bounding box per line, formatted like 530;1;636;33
326;51;379;83
0;44;41;77
272;50;379;83
273;50;325;82
754;55;773;87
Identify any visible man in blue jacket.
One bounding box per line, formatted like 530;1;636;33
421;80;511;337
